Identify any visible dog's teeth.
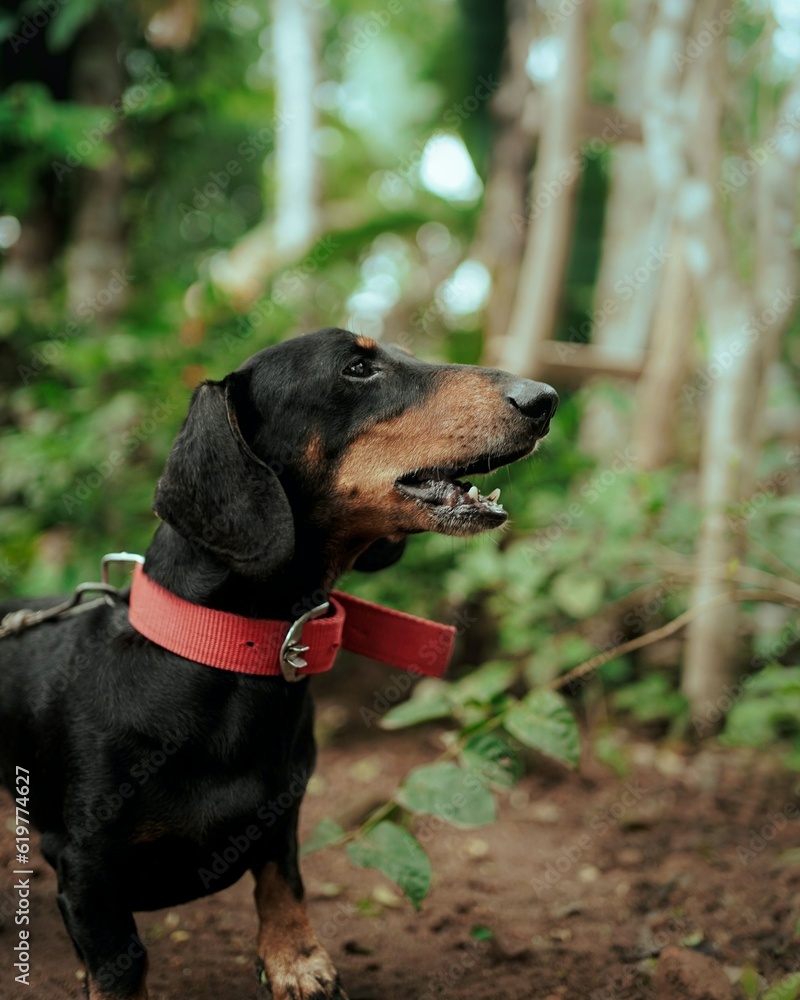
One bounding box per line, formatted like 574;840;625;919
467;486;479;500
487;488;501;503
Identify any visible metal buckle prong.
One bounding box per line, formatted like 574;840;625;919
280;603;329;682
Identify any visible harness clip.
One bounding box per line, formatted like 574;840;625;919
101;552;144;585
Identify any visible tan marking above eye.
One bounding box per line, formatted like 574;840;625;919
354;335;379;350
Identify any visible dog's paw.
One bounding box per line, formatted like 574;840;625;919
257;947;349;1000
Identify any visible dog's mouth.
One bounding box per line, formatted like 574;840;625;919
395;448;532;534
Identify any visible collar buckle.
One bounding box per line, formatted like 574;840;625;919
101;552;144;584
279;603;330;682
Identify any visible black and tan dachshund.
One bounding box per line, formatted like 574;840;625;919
0;327;557;1000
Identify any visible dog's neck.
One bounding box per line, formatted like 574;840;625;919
142;523;346;621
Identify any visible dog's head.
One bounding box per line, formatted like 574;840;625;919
154;328;557;579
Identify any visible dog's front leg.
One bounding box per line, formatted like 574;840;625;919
54;845;148;1000
254;860;347;1000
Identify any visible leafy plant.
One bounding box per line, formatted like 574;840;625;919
304;672;580;908
723;666;800;767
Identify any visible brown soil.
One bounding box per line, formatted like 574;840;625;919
1;665;799;1000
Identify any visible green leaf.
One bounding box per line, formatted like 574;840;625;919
504;690;580;767
45;0;104;52
380;679;452;730
470;924;494;940
347;822;431;910
740;965;759;999
460;731;522;789
301;817;345;856
612;674;688;723
551;571;605;618
451;660;517;704
396;761;496;827
762;972;800;1000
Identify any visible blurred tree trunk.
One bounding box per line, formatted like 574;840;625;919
64;15;128;322
493;0;587;376
590;0;657;362
681;31;800;717
630;0;707;469
579;0;663;458
212;0;320;302
471;0;535;353
272;0;320;257
633;235;695;469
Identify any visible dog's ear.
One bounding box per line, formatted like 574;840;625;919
153;376;294;579
353;537;407;572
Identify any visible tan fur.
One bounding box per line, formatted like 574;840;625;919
330;369;516;537
255;863;344;999
353;335;378;350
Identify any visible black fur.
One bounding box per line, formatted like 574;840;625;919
0;327;557;998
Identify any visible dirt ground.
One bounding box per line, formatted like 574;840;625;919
2;663;799;1000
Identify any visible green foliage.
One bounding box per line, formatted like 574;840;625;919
381;661;516;729
723;666;800;765
611;674;689;725
301;817;346;857
39;0;106;51
504;690;581;768
396;761;496;828
459;732;521;789
306;669;583;907
759;972;800;1000
346;821;431;911
2;0;799;916
0;84;114;213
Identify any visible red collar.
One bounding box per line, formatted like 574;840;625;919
128;564;454;681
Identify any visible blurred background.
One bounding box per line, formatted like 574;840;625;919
0;0;799;748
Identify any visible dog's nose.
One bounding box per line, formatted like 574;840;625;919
507;380;559;436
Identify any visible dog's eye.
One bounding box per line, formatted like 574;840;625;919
343;359;373;379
